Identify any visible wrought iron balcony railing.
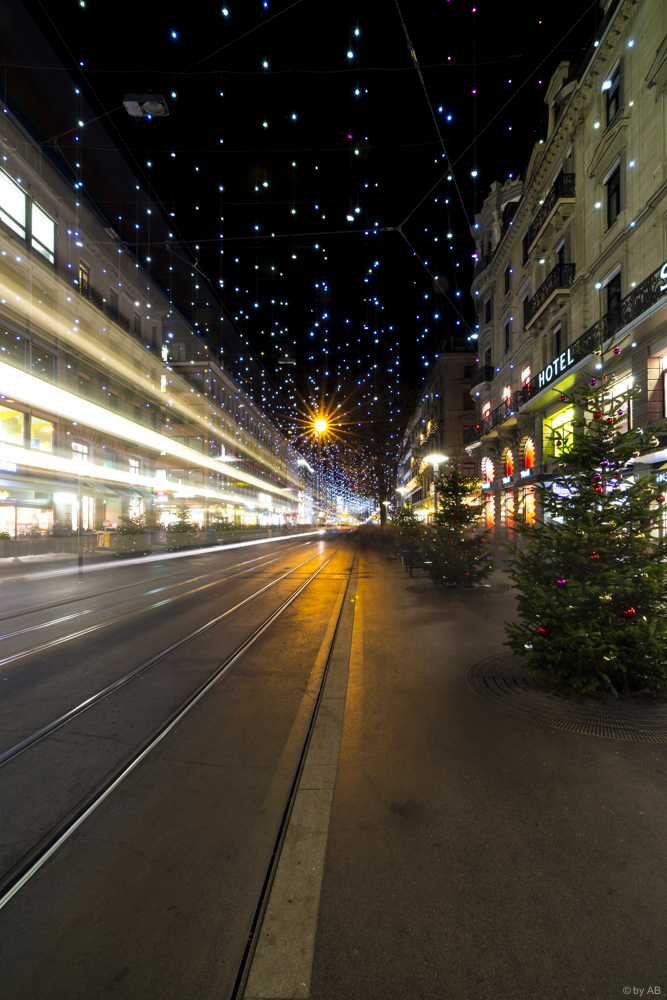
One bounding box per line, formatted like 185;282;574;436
521;259;667;406
524;262;576;327
470;365;495;389
79;280;131;333
527;173;575;249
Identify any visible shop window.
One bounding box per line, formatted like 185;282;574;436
524;438;536;470
606;166;621;228
31;346;54;382
31;204;56;264
521;366;531;386
0;169;26;239
30;416;54;452
72;442;88;462
0;330;26;369
524;487;536;526
482;457;495;483
545;407;574;458
611;375;633;432
0;404;25;446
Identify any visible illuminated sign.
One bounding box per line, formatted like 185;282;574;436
520;469;531;479
537;348;576;390
502;475;512;485
0;460;17;472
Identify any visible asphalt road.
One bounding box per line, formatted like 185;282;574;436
0;531;355;999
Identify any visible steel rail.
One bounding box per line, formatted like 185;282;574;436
0;541;323;671
0;539;308;625
0;540;310;644
0;540;336;768
0;538;349;911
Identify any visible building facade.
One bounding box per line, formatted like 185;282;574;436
0;101;312;538
397;348;479;519
467;0;667;536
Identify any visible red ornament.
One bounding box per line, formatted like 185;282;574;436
595;486;603;493
593;411;603;419
605;418;614;424
657;495;666;503
559;395;567;401
621;605;636;617
538;626;551;635
590;553;600;559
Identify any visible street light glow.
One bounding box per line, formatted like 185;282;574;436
314;417;328;434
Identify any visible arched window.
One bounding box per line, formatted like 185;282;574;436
482;457;495;483
524;438;536;470
505;450;514;477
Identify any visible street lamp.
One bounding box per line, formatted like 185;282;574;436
313;417;328;435
425;454;447;517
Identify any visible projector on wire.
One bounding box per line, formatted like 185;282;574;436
123;94;170;119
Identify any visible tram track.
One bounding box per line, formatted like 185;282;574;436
0;536;351;910
0;539;311;647
0;539;319;670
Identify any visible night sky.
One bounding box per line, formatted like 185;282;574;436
14;0;602;455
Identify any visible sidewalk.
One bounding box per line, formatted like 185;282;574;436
308;543;667;999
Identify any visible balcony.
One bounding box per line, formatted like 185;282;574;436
79;281;131;333
524;262;576;328
472;253;493;280
519;258;667;407
470;365;494;389
527;173;575;250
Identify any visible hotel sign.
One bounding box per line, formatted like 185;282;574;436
537;348;576;390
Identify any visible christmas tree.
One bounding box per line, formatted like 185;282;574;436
424;461;493;588
505;371;667;695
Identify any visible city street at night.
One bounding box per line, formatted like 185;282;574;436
1;0;667;995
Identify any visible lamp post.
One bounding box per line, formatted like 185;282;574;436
425;454;447;519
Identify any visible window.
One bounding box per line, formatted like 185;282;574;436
30;344;55;382
504;265;511;294
523;438;536;470
31;346;54;382
523;293;531;329
102;451;116;469
545;407;574;458
505;450;514;477
485;347;492;368
0;330;26;369
521;366;531;386
30;416;53;452
484;298;492;323
504;320;511;353
482;401;491;421
606;67;620;125
151;324;158;349
481;456;494;482
31;204;55;263
78;263;89;293
0;405;25;446
522;233;530;266
129;458;140;473
133;313;142;337
109;288;119;313
612;375;633;433
554;325;562;356
72;442;88;463
557;243;565;267
606;166;621;228
606;270;622;312
0;169;26;239
462;390;475;410
463;365;475;378
503;384;511;401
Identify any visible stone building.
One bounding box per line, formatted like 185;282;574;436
466;0;667;536
396;348;478;519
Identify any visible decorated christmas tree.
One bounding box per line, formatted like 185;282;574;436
424;461;493;588
505;371;667;695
